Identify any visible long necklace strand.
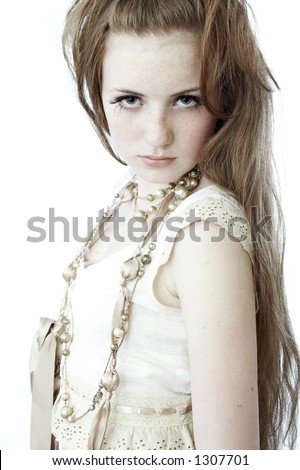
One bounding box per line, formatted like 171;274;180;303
56;167;202;449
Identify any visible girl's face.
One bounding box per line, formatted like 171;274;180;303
102;31;217;184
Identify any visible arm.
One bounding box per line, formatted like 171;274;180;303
172;221;259;449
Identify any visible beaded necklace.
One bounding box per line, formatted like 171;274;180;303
56;166;202;449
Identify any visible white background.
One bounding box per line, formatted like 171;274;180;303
0;0;299;449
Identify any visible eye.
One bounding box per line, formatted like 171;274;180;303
176;95;203;108
110;95;142;109
122;96;139;106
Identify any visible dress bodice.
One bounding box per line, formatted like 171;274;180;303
67;177;254;398
52;174;254;449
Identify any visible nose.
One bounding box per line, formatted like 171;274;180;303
144;109;174;148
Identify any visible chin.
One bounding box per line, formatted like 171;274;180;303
143;167;196;184
140;170;180;184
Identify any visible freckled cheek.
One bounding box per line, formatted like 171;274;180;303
180;119;217;153
106;117;138;153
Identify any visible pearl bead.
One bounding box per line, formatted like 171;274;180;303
62;392;70;401
168;203;177;212
156;189;166;198
122;314;129;321
147;205;156;214
60;332;71;343
175;186;189;200
189;178;198;188
147;194;155;202
60;406;73;419
89;404;96;411
137;270;144;277
63;349;70;356
135;210;148;220
111;343;118;351
149;243;156;250
141;254;151;265
113;327;125;338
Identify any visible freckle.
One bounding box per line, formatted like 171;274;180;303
237;404;242;408
251;388;254;391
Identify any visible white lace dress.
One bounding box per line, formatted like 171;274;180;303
51;180;255;450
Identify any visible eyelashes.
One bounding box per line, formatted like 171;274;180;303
111;95;142;108
109;94;205;111
177;96;204;108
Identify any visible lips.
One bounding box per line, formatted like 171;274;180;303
141;155;175;160
139;155;176;168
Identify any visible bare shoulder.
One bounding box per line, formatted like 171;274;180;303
172;219;256;319
171;220;259;449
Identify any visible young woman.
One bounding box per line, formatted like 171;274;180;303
30;0;300;450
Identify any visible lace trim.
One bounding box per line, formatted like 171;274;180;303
160;193;253;266
102;421;195;450
52;391;194;450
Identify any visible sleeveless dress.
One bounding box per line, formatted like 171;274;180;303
51;176;255;450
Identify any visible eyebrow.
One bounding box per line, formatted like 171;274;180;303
109;87;201;97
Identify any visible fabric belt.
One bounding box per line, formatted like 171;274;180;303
115;404;192;416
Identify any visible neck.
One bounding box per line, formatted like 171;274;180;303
133;175;176;199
